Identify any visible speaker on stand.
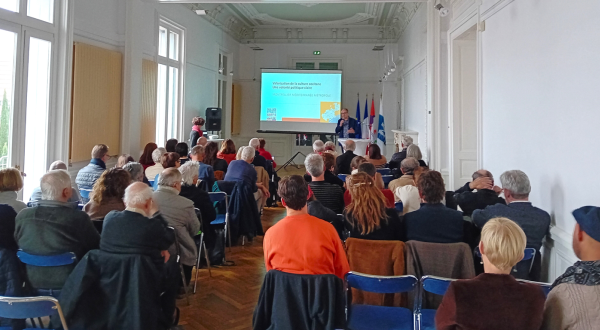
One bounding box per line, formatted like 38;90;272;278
205;107;222;137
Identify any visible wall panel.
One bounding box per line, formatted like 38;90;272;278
140;59;158;149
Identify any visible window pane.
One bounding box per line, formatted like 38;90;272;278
319;62;338;70
222;55;227;75
0;0;19;12
158;27;167;58
23;37;51;199
156;64;167;145
0;29;17;169
167;67;178;139
296;62;315;70
28;0;54;23
169;31;179;61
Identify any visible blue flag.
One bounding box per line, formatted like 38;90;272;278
377;96;386;149
355;97;362;139
363;97;369;139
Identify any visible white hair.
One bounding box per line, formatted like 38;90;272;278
158;168;182;187
249;138;260;149
402;135;413;148
179;161;199;185
500;170;531;198
406;144;422;160
304;153;324;177
241;146;255;162
122;162;144;182
400;157;419;172
313;140;325;152
123;183;153;208
41;170;72;201
152;147;166;163
48;161;67;171
345;140;356;152
236;146;245;160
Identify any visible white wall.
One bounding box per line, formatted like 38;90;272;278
480;0;599;279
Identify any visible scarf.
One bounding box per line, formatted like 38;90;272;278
192;125;203;134
552;260;600;288
90;158;106;169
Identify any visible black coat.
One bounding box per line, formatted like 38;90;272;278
454;189;506;217
0;248;26;329
307;200;344;239
388;148;407;172
180;185;218;248
335;150;357;175
0;205;18;250
189;129;201;146
229;180;262;241
335;118;359;138
253;270;346;330
404;203;465;244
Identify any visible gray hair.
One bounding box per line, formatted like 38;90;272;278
179;161;199;185
500;170;531;198
400;157;419;173
313;140;325;152
345;140;356;151
304;153;324;177
158;168;182;187
123;182;153;208
236;146;245;160
48;161;67;171
241;146;255;162
249;138;260;149
190;145;205;157
324;141;336;151
40;170;72;201
472;169;493;181
122;162;144;182
402;135;413;147
152;147;166;163
406;144;422;160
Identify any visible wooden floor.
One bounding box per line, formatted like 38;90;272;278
177;166;304;330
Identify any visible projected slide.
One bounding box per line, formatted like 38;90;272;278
260;69;342;134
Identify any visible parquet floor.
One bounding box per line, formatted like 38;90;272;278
177;166;304;330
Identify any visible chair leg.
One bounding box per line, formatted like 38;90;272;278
193;233;204;294
203;241;212;278
180;265;191;306
242;235;245;246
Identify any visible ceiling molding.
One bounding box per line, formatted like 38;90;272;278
251;13;375;27
160;0;428;3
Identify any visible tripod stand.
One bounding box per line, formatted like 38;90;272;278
277;151;306;172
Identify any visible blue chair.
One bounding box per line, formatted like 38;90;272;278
0;296;69;330
16;251;77;298
79;188;92;200
382;175;394;188
416;276;455;330
338;174;348;182
346;272;418;330
377;168;391;176
395;201;404;213
208;192;231;253
152;174;159;191
474;247;536;279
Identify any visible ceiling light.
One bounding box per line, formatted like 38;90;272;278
434;4;449;17
195;9;208;15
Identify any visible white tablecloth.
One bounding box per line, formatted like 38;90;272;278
338;138;371;156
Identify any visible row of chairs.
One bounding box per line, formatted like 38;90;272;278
338;173;395;188
346;271;551;330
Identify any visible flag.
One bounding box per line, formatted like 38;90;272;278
355;97;362;139
363;97;369;140
369;97;376;143
377;96;386;151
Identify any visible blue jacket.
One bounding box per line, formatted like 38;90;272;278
225;160;258;192
404;203;465;243
75;159;106;192
198;162;215;192
472;202;551;250
335;118;358;138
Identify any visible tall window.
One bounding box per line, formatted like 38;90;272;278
156;19;184;147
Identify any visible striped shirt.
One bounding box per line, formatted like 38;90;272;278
309;181;345;214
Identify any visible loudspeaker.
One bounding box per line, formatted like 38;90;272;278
205;107;222;131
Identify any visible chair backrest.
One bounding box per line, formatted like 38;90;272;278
17;251;77;267
0;296;68;329
474;247;537;278
474;246;535;261
346;272;418;294
216;180;236;195
377;168;391;176
395;201;403;212
79;188;92;199
152;174;159;191
421;276;455;296
381;175;394;185
208;192;227;203
338;174;347;182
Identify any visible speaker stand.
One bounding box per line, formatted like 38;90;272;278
277;151;306;172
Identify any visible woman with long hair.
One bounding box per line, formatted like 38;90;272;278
344;172;403;241
366;144;387;168
84;168;130;220
204;141;228;173
407;144;427;167
189;117;205;146
217;139;237;164
139;143;157;170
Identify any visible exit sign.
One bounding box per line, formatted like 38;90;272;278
313;51;321;55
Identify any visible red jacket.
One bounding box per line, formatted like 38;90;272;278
217;152;236;165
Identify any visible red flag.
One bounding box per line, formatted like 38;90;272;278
369;97;375;128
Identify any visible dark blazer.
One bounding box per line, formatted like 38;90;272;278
472;202;551;251
345;208;405;241
225;160;258;192
0;205;18;250
388;148;407;171
404;203;465;244
436;273;545;330
454;189;505;217
335;150;357;175
335;117;358;138
189;129;201;147
308;200;344;239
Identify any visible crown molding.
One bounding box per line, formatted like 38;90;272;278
251;12;375;27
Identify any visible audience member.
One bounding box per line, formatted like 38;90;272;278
165;139;178;153
122;162;144;183
84;168;129;220
189;117;205;147
225;147;270;211
145;147;166;180
76;144;110;200
161;152;181;169
175;142;190;165
404;170;464;243
344;172;403;241
189;145;216;191
235;146;244;161
323;141;339;158
304;153;344;188
249;138;268;170
366;144;387;168
436;218;545;330
454;170;505;216
217;139;237;164
153;168;200;285
312;140;325;155
116;154;134;168
15;170;100;290
472;170;550;280
349;156;368;175
196;136;208;147
258;138;277;168
0;168;26;213
344;163;394;208
139;143;158;170
396;167;427;215
389;135;413;171
263;175;349;279
335;140;357;174
30;161;82;203
0;204;18;250
307;193;343;237
388;157;419;199
305;154;345;214
407;144;427;167
204;142;229;173
542;206;600;330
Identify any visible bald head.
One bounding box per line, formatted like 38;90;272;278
472;169;493;181
123;182;153;216
48;161;67;171
345;140;356;152
197;136;208;146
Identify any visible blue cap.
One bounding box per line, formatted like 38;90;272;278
572;206;600;242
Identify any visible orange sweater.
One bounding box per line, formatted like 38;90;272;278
263;213;350;279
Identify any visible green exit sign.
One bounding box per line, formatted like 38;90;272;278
313;51;321;55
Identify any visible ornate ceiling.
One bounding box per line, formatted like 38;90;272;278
184;2;423;43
